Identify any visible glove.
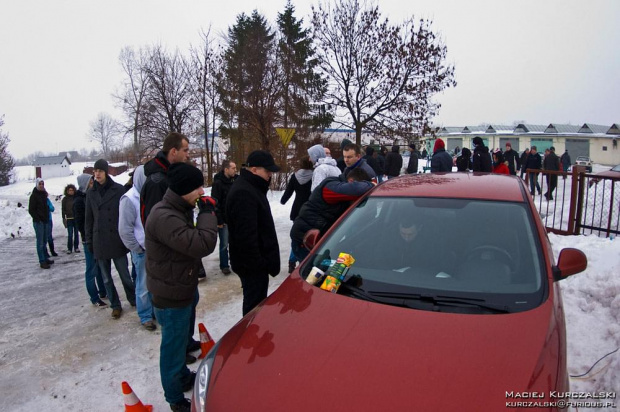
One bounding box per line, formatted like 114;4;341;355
63;218;67;228
197;196;217;215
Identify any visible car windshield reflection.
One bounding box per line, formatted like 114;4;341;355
302;197;546;313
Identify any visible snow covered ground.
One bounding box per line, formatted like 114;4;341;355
0;163;618;411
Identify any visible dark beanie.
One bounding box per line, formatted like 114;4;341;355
94;159;109;174
168;163;204;196
340;138;353;150
472;136;483;147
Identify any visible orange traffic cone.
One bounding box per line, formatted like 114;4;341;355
121;381;153;412
198;322;215;359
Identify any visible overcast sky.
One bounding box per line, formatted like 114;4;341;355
1;0;618;159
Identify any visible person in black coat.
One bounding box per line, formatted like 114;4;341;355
376;146;387;181
524;146;542;196
74;174;106;305
226;150;281;315
406;144;419;174
28;178;52;268
211;160;237;275
384;145;403;178
280;156;313;273
85;159;136;319
456;147;472;172
542;146;561;200
430;138;453;172
503;142;521;176
472;136;492;172
519;148;530;179
363;146;382;179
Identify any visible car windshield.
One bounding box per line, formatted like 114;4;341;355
576;156;589;162
302;197;546;314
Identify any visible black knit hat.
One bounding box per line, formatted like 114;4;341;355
168;163;204;196
93;159;109;174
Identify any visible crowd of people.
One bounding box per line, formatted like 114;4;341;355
26;131;571;411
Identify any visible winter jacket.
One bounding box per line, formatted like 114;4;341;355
290;175;373;244
503;149;521;175
376;152;386;176
560;152;571;169
431;149;453;172
211;170;236;225
406;151;419;174
493;163;510;175
73;190;87;238
472;145;493;173
119;165;147;253
226;168;280;278
140;150;170;226
145;189;217;308
524;152;542;172
28;186;49;223
384;147;403;177
363;147;381;176
456;148;472;172
85;176;129;260
61;194;76;222
543;151;560;171
311;157;341;191
281;169;313;221
344;158;377;179
520;151;530;172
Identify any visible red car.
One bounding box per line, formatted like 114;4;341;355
192;173;587;412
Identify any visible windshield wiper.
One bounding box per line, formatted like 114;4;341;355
370;292;511;314
337;282;410;308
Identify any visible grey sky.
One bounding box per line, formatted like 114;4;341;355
1;0;618;159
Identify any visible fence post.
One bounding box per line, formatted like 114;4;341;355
573;166;586;235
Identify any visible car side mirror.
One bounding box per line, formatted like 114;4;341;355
552;248;587;281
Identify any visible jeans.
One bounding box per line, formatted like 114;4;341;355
291;241;310;264
98;254;136;310
218;225;229;269
529;172;541;195
154;305;192;405
84;242;105;303
66;220;79;251
131;250;153;324
33;221;50;263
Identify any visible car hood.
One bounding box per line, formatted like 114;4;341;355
207;276;561;411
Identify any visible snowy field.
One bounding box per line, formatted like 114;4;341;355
0;163;618;411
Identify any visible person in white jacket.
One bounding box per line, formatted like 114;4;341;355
308;144;341;191
118;165;155;331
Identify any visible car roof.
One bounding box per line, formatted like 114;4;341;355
370;173;527;202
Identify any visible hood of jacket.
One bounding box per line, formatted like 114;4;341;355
132;165;146;193
144;151;170;177
294;169;313;185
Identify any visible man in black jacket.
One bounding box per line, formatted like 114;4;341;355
210;159;237;275
384;145;403;179
226;150;281;315
503;142;521;176
524;146;542;196
472;136;492;172
543;146;561;200
28;178;52;268
406;144;419;174
85;159;136;319
140;132;190;225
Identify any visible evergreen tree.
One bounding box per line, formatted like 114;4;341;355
0;116;15;186
277;1;330;133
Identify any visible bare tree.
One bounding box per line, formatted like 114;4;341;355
0;115;15;186
189;28;224;183
143;45;195;142
311;0;456;145
88;113;121;158
113;46;152;165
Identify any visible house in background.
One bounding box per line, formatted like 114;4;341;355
33;155;72;179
